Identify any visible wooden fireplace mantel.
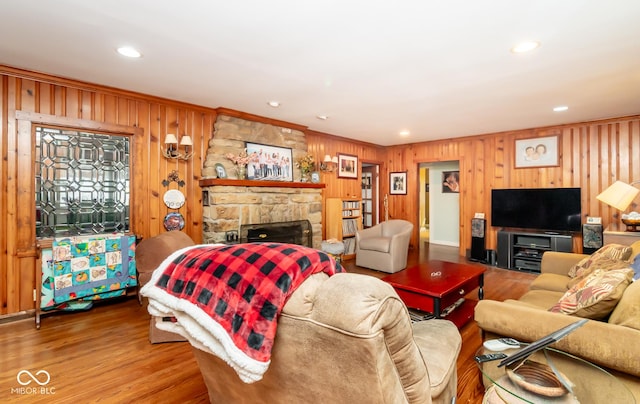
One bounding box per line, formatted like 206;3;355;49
199;178;326;189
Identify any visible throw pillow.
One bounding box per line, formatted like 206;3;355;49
566;257;631;289
630;254;640;281
550;267;633;320
567;244;633;278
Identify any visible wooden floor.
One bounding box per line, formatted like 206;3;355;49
0;243;535;403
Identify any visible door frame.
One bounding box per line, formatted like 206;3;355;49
361;161;382;227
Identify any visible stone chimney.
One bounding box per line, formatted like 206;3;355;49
201;115;323;248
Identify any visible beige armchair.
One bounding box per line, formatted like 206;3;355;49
356;219;413;273
192;272;461;404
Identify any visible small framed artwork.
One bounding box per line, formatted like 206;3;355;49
586;216;602;224
245;142;293;181
442;171;460;193
310;171;320;184
214;163;227;179
390;172;407;195
337;153;359;179
514;135;560;168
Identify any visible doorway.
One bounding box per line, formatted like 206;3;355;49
361;164;379;228
418;161;460;249
419;166;430;242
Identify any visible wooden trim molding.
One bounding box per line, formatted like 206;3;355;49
199;178;325;188
15;110;143;136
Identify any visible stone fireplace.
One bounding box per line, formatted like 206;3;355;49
200;115;323;248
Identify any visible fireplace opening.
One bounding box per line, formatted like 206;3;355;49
240;220;312;247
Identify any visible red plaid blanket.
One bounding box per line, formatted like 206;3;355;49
142;242;343;382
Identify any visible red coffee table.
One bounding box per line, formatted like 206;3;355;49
381;260;485;328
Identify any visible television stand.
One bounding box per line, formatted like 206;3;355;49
497;230;573;272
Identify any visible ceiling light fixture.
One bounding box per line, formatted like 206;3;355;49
117;46;142;58
316;115;329;120
399;130;410;136
267;101;280;108
553;105;569;112
511;41;540;53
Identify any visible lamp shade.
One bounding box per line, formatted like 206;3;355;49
179;135;193;146
165;134;178;144
323;154;332;163
596;181;640;211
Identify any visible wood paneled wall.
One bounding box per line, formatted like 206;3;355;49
305;130;386;198
0;66;215;315
384;119;640;254
1;64;638;317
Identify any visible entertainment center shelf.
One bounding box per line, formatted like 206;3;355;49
497;230;573;273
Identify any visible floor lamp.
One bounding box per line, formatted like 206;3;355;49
596;180;640;231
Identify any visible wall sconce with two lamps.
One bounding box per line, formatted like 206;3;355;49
162;133;193;160
320;154;339;172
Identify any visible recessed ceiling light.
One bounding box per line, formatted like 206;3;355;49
553;105;569;112
511;41;540;53
316;115;329;120
399;130;410;136
117;46;142;58
268;101;280;108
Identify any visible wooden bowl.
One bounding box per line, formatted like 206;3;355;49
506;360;571;397
621;218;640;231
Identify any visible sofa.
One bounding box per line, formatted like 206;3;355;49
475;241;640;401
139;233;462;403
355;219;413;273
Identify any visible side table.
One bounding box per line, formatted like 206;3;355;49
321;240;345;263
476;346;635;403
603;222;640;246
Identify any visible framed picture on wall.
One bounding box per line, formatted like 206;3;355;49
514;135;560;168
442;171;460;193
390;172;407;195
337;153;358;179
245;142;293;181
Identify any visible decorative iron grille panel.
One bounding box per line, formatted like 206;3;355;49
35;127;130;237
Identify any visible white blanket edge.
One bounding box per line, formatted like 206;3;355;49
139;244;270;383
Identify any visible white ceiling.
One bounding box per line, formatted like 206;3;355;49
2;1;640;146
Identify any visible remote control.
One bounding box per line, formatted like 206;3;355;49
498;338;521;347
474;353;508;363
483;338;520;351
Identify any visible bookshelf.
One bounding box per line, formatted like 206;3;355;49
326;198;363;260
361;172;373;228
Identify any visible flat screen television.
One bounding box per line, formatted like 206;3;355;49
491;188;582;233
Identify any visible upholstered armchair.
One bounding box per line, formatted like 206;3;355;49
192;272;461;404
137;231;195;343
355;219;413;273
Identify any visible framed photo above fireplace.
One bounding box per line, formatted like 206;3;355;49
337;153;358;179
245;142;293;182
